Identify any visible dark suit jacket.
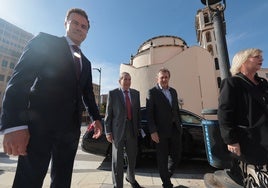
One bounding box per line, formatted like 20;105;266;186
1;32;100;132
146;84;182;138
104;88;140;146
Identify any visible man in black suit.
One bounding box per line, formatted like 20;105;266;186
146;68;182;188
105;72;142;188
0;8;102;188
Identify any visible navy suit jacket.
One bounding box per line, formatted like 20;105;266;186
1;32;100;131
146;84;182;138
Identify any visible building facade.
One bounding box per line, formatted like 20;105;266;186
0;18;34;112
92;83;100;106
120;35;219;117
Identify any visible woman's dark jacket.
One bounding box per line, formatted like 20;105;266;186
218;73;268;165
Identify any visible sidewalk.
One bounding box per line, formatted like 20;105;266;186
0;127;207;188
0;169;206;188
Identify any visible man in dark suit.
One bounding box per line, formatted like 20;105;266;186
0;8;102;188
104;72;142;188
146;68;182;188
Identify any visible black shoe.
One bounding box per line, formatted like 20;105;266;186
162;181;173;188
125;177;143;188
162;183;173;188
168;172;173;178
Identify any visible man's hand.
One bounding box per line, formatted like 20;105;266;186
92;120;102;139
151;132;160;143
3;129;30;156
227;143;241;156
106;134;113;143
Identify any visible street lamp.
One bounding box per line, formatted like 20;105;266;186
93;67;101;107
201;0;231;80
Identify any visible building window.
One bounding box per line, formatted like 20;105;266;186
206;31;212;42
9;62;15;69
217;77;221;88
2;59;8;68
214;58;219;70
207;45;214;56
0;74;5;81
203;12;210;24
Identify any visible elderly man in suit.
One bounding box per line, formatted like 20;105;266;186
105;72;142;188
146;68;182;188
0;8;102;188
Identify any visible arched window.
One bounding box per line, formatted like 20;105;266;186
217;77;221;88
206;31;212;42
214;58;219;70
203;12;210;24
207;45;214;56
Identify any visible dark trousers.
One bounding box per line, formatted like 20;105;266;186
12;128;80;188
112;120;137;188
156;126;181;187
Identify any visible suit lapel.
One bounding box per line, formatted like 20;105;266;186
156;85;172;107
117;88;125;108
79;53;90;84
61;37;78;81
169;89;176;108
129;89;135;107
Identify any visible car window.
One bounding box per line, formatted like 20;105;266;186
180;112;201;124
141;107;201;125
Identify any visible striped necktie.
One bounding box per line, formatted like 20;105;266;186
124;90;132;120
71;45;81;79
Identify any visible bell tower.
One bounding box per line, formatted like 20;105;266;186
195;3;226;89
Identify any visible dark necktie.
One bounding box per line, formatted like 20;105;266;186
71;45;81;79
124;90;132;120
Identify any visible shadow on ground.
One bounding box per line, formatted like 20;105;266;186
98;154;215;180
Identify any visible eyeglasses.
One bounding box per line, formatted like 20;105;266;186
68;19;89;31
249;55;263;59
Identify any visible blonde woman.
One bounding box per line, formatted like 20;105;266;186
218;48;268;187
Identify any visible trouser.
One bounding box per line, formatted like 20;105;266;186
156;126;181;187
13;129;80;188
112;120;137;188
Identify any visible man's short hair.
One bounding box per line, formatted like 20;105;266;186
65;8;90;29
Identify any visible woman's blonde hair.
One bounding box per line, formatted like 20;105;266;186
230;48;262;76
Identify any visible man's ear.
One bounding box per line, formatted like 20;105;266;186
64;20;67;29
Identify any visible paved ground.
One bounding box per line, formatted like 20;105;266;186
0;126;213;188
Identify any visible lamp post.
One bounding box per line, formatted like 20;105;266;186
201;0;231;80
200;1;238;186
93;67;101;107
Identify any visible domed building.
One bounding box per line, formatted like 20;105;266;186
120;35;219;117
119;4;268;117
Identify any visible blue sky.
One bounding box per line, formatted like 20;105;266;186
0;0;267;94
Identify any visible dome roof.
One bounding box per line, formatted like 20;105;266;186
137;35;188;53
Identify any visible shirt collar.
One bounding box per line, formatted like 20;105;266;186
158;83;169;90
65;36;80;47
120;88;130;92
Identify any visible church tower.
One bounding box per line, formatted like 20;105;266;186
195;3;226;89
